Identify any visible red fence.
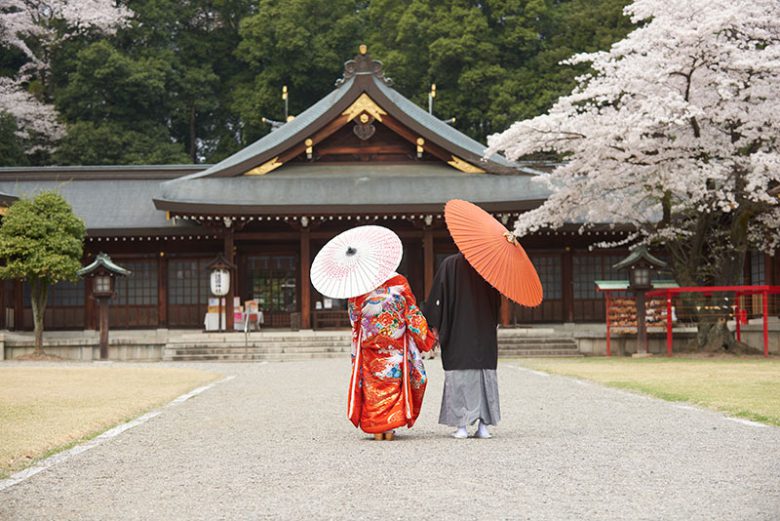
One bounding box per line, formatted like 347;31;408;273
600;285;780;357
646;286;780;357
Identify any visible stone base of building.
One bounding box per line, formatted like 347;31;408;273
1;321;778;361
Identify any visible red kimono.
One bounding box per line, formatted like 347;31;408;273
347;274;436;433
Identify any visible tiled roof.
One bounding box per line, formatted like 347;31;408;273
156;163;550;214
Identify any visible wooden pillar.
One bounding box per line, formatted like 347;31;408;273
500;295;512;327
98;298;109;359
14;280;23;330
767;253;777;316
236;253;245;302
224;227;235;331
3;281;9;330
0;281;5;330
743;252;752;316
158;252;168;327
404;239;425;302
2;280;12;330
562;248;574;323
300;228;311;329
423;228;434;299
0;281;4;330
636;291;648;355
85;274;96;330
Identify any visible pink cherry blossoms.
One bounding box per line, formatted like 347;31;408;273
0;0;132;149
487;0;780;256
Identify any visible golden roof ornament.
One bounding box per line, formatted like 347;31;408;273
342;93;387;122
245;157;283;176
448;155;486;174
336;44;393;87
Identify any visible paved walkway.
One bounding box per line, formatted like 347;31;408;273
1;359;779;520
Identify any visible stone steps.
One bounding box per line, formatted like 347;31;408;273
170;346;350;356
499;335;581;358
169;352;348;362
499;335;576;342
500;340;578;348
167;341;350;349
499;349;581;357
164;331;581;361
168;337;352;343
501;343;578;349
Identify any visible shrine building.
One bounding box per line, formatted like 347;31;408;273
0;49;776;332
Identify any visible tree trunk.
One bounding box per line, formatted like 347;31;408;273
696;312;738;352
30;279;48;355
693;258;757;353
670;208;760;354
697;206;758;353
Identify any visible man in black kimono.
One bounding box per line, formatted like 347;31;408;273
423;252;501;439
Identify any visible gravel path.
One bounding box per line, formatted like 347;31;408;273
1;359;779;520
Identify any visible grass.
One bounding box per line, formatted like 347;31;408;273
519;356;780;426
0;366;219;479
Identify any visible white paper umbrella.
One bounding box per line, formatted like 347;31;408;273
311;225;403;299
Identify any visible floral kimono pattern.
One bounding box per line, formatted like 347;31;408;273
347;274;436;433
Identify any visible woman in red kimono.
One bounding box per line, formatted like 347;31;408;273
347;273;436;440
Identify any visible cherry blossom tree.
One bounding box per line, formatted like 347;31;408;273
0;77;64;152
0;0;132;152
488;0;780;351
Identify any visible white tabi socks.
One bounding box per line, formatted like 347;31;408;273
475;420;492;439
451;426;468;439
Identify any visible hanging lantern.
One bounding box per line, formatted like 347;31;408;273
210;268;230;297
206;254;236;297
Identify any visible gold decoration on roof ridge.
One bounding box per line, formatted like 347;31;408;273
245;157;283;176
448;155;485;174
336;49;392;87
342;94;387;123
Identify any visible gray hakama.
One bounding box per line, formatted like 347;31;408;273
439;369;501;427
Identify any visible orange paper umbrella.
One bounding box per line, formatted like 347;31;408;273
444;199;543;307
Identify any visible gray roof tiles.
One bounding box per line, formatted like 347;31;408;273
0;163;549;230
0;178;187;232
157;163;550;211
373;79;517;169
0;55;553;229
182;60;524;179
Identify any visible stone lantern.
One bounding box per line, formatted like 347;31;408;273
613;245;667;356
78;253;131;360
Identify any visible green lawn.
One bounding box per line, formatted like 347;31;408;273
518;357;780;426
0;366;219;479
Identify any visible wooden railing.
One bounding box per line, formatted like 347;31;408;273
313;310;350;330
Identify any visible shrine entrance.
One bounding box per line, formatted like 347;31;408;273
244;254;298;328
